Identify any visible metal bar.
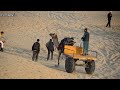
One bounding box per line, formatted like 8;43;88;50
75;63;85;66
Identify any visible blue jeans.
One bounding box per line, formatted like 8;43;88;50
83;41;89;54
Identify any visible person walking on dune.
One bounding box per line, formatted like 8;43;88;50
106;11;112;28
32;39;40;62
81;28;89;55
46;39;54;60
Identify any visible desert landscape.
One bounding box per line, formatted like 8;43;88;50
0;11;120;79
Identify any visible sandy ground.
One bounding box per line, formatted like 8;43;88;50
0;11;120;79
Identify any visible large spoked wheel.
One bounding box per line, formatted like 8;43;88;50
85;60;95;74
65;56;75;73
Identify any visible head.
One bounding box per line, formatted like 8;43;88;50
37;39;40;42
1;31;4;35
49;33;57;39
109;11;112;14
84;28;87;32
50;39;52;42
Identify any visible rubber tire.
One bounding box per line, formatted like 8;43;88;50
65;57;75;73
85;60;95;74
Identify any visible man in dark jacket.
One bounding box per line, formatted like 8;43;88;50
81;28;89;55
32;39;40;61
46;39;54;60
106;11;112;27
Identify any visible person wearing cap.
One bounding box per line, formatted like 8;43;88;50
32;39;40;61
81;28;89;55
106;11;112;27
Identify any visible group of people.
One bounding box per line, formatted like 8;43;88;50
31;11;113;61
32;38;54;61
0;12;112;62
31;28;89;61
0;29;89;60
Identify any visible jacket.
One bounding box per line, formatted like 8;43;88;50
46;41;54;51
32;42;40;52
108;13;112;21
81;31;89;41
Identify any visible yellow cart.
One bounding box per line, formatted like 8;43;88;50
63;45;97;74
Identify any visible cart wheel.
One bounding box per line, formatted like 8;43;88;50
65;57;75;73
85;60;95;74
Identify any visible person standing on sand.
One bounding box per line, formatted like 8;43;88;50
81;28;89;55
106;11;112;27
0;31;6;52
32;39;40;62
46;39;54;60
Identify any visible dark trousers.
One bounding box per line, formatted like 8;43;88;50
106;20;111;27
47;50;53;60
83;41;89;55
32;51;39;61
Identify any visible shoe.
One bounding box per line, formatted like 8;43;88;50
82;53;88;56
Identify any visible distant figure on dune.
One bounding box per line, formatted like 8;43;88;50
46;39;54;60
0;31;6;52
32;39;40;62
81;28;89;55
106;11;112;28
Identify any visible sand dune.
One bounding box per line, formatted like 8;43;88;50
0;11;120;79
